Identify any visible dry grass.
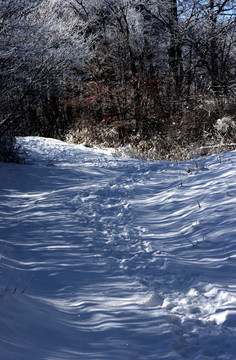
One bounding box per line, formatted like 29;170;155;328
66;98;236;161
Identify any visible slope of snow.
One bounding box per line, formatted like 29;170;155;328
0;136;236;359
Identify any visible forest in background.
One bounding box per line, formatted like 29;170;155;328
1;0;236;160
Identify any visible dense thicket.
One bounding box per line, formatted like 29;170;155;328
1;0;236;159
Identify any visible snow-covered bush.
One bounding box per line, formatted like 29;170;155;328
214;117;236;143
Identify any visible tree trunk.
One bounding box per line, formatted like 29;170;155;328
209;0;219;92
168;0;183;99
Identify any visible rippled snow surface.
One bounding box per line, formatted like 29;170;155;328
0;137;236;359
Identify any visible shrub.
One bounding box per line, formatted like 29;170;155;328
214;117;236;143
0;136;25;164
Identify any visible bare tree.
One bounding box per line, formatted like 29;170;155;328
0;0;87;136
191;0;236;94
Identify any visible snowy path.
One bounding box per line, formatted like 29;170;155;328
0;137;236;359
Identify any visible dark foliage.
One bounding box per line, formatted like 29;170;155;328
0;136;25;164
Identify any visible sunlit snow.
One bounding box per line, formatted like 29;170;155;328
0;137;236;359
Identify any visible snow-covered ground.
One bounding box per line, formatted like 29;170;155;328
0;137;236;360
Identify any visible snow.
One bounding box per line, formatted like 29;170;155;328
0;136;236;359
